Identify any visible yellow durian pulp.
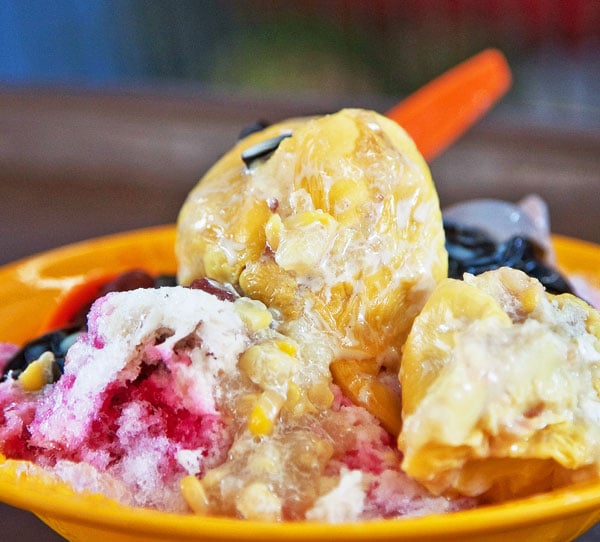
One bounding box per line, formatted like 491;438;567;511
176;109;446;377
399;267;600;501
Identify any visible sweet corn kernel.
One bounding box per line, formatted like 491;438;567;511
284;381;303;415
18;351;55;392
593;374;600;399
200;467;225;489
247;442;281;474
249;391;285;436
588;312;600;342
328;177;369;224
294;209;337;228
264;213;283;251
295;438;333;470
234;297;273;332
275;339;297;356
239;259;302;320
238;342;297;390
520;285;541;313
235;482;282;521
307;380;334;411
249;405;273;436
203;243;235;283
232;200;270;243
275;210;339;274
180;475;208;515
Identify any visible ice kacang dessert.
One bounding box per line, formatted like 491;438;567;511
1;108;600;523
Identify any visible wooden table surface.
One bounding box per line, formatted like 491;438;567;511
0;86;599;541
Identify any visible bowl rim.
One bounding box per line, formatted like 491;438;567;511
2;471;600;539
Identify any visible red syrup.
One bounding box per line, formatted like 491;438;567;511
80;361;229;476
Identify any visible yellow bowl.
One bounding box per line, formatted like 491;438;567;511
1;226;600;542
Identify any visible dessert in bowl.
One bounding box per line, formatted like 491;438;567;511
2;52;600;541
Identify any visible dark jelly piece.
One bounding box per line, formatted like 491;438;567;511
1;326;82;382
241;133;292;168
154;274;178;288
519;261;573;295
444;222;574;295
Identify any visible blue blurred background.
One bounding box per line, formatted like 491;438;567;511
0;0;598;126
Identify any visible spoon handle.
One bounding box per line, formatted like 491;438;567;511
386;48;512;161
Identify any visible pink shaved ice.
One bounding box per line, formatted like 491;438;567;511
1;287;251;510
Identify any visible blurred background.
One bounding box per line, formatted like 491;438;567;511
1;0;598;123
0;2;599;541
0;0;598;256
0;0;598;259
0;0;599;267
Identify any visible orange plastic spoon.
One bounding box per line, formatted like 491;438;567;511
386;48;512;161
38;271;119;333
